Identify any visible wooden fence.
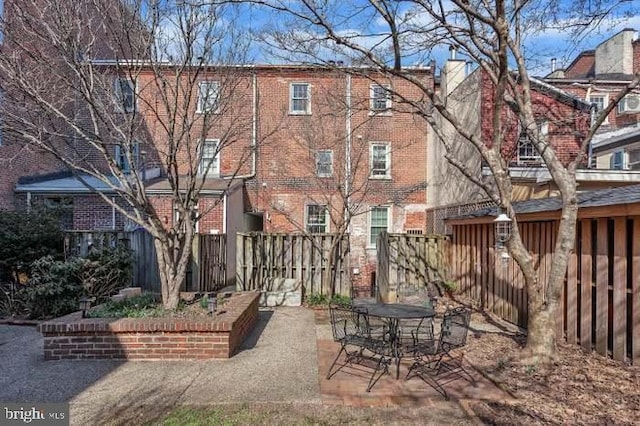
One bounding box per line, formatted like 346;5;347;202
65;230;228;294
376;232;450;302
236;232;350;296
450;217;640;365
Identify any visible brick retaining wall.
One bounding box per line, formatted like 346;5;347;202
38;291;260;360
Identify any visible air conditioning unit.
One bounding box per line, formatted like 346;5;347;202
621;94;640;113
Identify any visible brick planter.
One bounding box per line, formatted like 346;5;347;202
38;291;260;360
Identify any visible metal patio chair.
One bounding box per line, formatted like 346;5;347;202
327;304;392;392
406;306;475;399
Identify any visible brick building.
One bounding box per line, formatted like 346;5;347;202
544;28;640;173
14;64;432;295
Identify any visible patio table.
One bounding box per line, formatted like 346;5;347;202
352;301;436;379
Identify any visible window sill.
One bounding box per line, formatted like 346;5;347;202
369;176;392;180
288;111;312;116
369;111;392;117
196;110;221;115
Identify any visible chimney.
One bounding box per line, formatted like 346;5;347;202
449;45;457;60
551;58;557;72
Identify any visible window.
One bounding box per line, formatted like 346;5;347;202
199;139;220;176
588;94;608;123
306;204;328;233
370;143;390;178
115;142;139;173
175;202;199;233
516;121;547;165
115;78;136;113
370;84;391;112
290;83;310;114
610;150;626;170
369;206;390;247
315;150;333;177
197;81;220;113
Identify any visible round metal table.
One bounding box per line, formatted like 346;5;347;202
353;302;436;378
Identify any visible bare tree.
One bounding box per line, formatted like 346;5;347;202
0;0;257;309
242;0;640;361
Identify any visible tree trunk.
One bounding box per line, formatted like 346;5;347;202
154;232;193;310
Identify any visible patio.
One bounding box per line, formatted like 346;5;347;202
313;309;513;409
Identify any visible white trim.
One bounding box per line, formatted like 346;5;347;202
368;205;391;248
369;142;391;179
198;139;220;176
369;84;392;114
196;81;220;114
289;82;311;115
315;150;333;177
305;204;329;233
587;93;609;124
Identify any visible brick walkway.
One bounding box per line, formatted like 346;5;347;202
314;309;512;408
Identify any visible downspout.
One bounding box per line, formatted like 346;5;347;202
345;74;351;225
111;197;116;230
26;191;31;211
588;104;597;168
222;193;227;234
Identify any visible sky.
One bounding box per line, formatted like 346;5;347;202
225;0;640;77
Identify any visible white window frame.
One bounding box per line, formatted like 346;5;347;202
115;77;136;113
370;84;392;113
305;204;329;233
198;139;220;176
196;81;220;114
315;150;333;177
114;141;140;174
610;150;627;170
369;206;391;248
516;121;546;166
587;93;609;124
289;83;311;115
370;142;391;179
174;202;199;233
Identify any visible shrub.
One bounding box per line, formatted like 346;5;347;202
82;245;133;303
0;209;64;283
305;293;329;307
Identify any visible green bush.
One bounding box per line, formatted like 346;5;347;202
5;244;134;320
0;209;64;283
305;293;329;307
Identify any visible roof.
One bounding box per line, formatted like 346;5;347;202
15;173;244;195
449;184;640;220
592;126;640;154
528;76;592;111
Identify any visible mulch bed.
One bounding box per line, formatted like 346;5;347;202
465;310;640;424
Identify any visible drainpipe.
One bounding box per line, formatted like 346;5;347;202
588;104;597;168
345;74;352;225
222;193;227;234
111;197;116;230
26;191;31;211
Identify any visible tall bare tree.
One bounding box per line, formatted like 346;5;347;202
0;0;257;308
243;0;640;361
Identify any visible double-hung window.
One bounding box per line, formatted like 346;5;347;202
516;121;546;166
199;139;220;176
197;81;220;114
306;204;328;233
370;143;390;178
588;94;608;123
610;150;626;170
369;206;390;247
115;141;139;173
115;78;136;113
315;150;333;177
290;83;310;114
370;84;391;112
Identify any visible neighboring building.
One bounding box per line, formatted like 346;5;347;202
427;56;593;233
544;28;640;174
14;64;433;296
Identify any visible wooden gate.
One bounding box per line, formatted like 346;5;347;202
198;234;227;292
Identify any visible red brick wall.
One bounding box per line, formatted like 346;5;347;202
39;291;259;360
480;71;590;166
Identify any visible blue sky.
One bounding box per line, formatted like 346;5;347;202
227;1;640;77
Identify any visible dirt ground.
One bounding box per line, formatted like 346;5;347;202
465;311;640;425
